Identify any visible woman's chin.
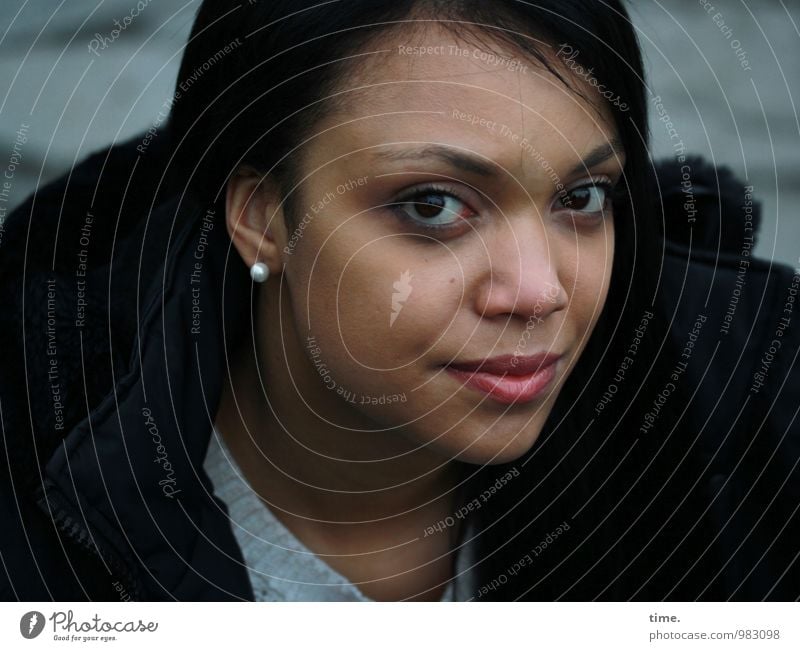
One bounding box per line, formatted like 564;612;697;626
425;426;543;466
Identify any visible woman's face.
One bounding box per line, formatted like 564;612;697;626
260;26;623;465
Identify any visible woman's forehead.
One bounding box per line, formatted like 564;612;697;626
305;82;620;190
310;25;620;174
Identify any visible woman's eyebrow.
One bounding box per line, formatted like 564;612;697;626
567;137;625;176
371;145;502;178
370;137;624;179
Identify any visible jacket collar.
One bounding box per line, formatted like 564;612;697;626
36;186;255;599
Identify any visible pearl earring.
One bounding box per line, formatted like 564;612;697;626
250;262;270;283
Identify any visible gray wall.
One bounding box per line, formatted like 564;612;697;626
1;0;798;266
632;0;800;268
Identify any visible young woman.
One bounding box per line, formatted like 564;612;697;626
1;0;797;601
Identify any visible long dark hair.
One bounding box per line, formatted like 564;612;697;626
166;0;684;600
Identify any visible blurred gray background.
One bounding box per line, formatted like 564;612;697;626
1;0;798;266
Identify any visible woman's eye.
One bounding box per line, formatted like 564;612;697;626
558;183;612;215
389;186;476;230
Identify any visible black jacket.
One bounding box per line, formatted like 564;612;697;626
1;134;798;600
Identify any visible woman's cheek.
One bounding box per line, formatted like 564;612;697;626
320;242;458;367
305;286;455;418
573;241;614;338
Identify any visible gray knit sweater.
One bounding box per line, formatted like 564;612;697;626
203;429;476;601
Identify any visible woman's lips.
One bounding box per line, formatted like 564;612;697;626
444;353;561;405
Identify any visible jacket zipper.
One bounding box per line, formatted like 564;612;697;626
35;479;146;600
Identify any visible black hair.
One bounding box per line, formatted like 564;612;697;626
166;0;688;600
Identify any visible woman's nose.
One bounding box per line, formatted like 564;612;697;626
472;220;568;322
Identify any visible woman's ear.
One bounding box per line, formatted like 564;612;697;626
225;168;288;276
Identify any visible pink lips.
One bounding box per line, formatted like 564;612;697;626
444;353;561;405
